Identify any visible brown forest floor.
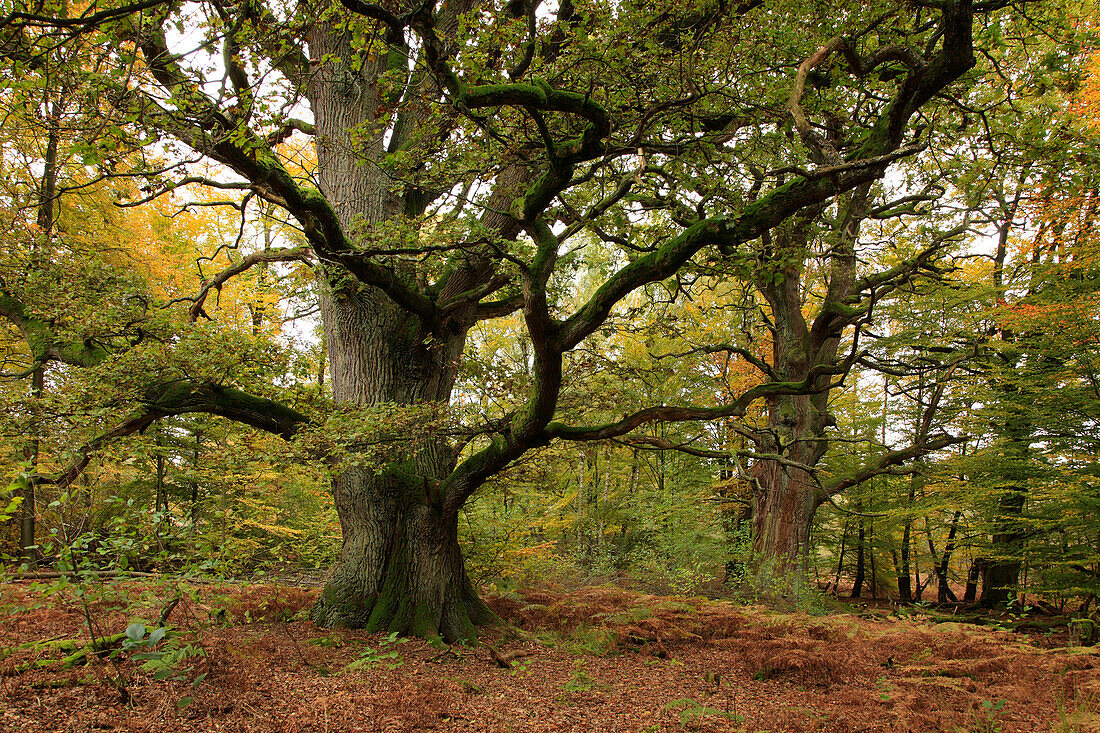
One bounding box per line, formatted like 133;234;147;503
1;580;1098;733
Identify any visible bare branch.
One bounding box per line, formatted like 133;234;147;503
822;432;966;499
651;343;775;379
185;246;315;321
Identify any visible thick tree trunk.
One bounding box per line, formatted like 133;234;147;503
751;456;818;584
307;289;495;640
982;214;1031;609
304;21;498;639
749;189;869;585
308;279;494;641
980;430;1029;608
311;467;494;641
980;548;1023;607
749;389;833;587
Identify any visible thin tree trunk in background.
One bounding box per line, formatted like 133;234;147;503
628;449;638;498
657;423;666;496
908;467;925;602
897;382;924;604
898;518;913;603
575;452;586;553
964;558;982;602
869;517;878;601
155;424;166;514
154;423;167;559
588;446;599;560
250;203;274;335
20;93;61;566
934;511;962;602
190;427;202;560
852;499;866;598
912;539;923;602
834;517;849;594
19;366;43;565
598;445;611;557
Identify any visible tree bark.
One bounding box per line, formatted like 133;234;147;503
311;466;495;640
749;188;870;582
979;391;1029;607
934;511;962;603
898;524;913;603
964;557;982;603
980;207;1031;608
751;443;820;585
303;19;496;639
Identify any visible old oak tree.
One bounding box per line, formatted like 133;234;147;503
0;0;1018;638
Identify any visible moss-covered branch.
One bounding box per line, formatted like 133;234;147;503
42;383;309;493
0;293;108;368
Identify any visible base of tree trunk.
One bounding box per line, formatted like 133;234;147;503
311;568;496;643
979;560;1021;608
310;497;497;643
751;472;817;589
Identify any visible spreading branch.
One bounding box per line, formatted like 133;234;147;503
41;383;309;492
184;246;314;321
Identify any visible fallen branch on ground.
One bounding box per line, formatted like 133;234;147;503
481;641;535;669
2;632;129;675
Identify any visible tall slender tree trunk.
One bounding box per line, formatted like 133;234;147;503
833;517;849;594
19;365;42;564
20;93;61;565
981;205;1031;608
898;521;913;603
852;502;866;598
154;424;167;514
869;517;879;601
964;558;982;603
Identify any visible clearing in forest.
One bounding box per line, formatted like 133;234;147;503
1;581;1097;732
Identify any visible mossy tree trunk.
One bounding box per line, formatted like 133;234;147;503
751;443;821;582
748;192;865;582
306;282;495;640
303;19;501;640
311;467;495;641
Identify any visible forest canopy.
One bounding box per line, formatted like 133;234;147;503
2;0;1099;639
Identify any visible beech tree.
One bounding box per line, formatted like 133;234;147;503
0;0;1031;638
